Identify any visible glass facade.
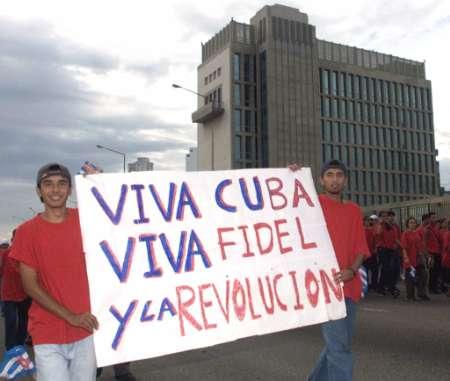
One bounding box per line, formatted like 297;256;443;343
233;52;259;168
319;68;436;206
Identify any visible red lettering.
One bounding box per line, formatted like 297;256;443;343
254;222;274;255
217;227;235;260
295;216;317;250
198;284;217;330
176;285;202;336
245;278;262;320
273;273;287;311
289;271;304;310
212;281;230;323
232;279;246;321
320;268;344;302
257;276;275;314
274;219;293;254
293;179;315;207
238;225;255;257
305;270;320;307
265;177;287;210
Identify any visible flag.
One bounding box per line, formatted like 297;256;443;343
359;266;368;298
0;346;35;380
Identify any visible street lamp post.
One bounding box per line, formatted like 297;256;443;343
96;144;126;172
172;83;215;170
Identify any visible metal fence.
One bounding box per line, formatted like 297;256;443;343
362;195;450;230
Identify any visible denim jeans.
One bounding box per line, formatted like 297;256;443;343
34;335;96;381
308;298;356;381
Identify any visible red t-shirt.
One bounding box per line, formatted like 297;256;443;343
10;209;92;345
424;224;441;254
319;195;370;303
365;227;375;254
1;248;27;301
375;223;400;250
400;230;423;268
442;231;450;269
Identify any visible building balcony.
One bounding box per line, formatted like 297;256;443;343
191;101;224;123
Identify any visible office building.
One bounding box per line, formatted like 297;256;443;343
185;147;198;171
128;157;154;172
193;4;440;205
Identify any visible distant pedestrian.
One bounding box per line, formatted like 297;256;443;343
363;215;379;291
400;217;428;301
374;210;401;297
0;230;31;350
422;212;443;294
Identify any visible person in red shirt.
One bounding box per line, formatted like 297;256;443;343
291;159;370;381
10;163;99;381
1;230;32;350
423;212;443;294
374;210;401;297
400;217;429;301
363;215;379;291
440;219;450;296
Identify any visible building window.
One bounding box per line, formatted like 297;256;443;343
331;71;337;96
321;69;329;95
234;84;241;106
234;53;240;81
354;75;360;99
234;109;241;132
244;55;250;82
338;72;345;97
245;136;253;160
346;74;353;98
234;136;242;160
244;85;251;107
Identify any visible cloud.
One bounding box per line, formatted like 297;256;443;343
0;16;193;238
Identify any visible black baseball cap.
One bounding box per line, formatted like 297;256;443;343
36;163;72;187
320;159;348;177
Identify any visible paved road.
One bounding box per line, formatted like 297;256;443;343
2;290;449;380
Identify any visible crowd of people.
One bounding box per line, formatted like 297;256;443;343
363;210;450;301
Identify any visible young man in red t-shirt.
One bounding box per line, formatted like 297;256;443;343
423;212;443;293
1;230;32;350
291;160;370;381
400;217;428;301
10;163;99;381
374;210;401;297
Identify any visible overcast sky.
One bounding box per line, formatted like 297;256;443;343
1;0;449;239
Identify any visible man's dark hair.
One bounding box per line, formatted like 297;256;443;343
320;159;348;177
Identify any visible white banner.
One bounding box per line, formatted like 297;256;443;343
75;168;346;367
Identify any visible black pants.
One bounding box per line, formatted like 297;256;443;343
378;248;400;291
429;253;442;292
3;298;31;350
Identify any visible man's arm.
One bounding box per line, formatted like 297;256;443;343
20;262;98;332
334;254;365;283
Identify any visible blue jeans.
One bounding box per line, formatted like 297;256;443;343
308;298;356;381
34;335;96;381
